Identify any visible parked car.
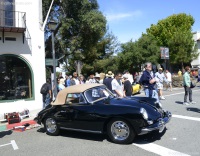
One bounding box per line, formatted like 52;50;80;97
34;84;171;144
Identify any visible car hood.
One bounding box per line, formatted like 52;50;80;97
107;97;161;120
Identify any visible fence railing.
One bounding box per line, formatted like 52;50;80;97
0;9;32;51
0;9;26;28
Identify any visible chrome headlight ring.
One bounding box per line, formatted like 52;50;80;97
140;108;148;120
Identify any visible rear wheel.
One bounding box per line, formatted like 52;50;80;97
107;119;135;144
44;117;59;136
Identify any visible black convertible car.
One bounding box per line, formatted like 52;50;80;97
34;84;171;144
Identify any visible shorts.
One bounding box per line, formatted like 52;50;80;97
156;83;163;89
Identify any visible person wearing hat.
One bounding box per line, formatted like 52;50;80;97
103;71;114;92
155;67;168;100
94;73;100;83
123;74;133;97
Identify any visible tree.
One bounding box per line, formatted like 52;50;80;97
117;34;160;73
147;13;198;67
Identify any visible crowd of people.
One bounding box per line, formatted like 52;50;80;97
41;62;197;108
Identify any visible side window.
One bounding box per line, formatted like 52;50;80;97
65;93;86;104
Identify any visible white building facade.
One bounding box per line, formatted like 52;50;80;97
0;0;45;116
191;31;200;68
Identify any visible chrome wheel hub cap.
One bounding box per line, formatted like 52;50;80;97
46;118;57;133
111;121;130;141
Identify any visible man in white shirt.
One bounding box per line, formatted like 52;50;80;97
111;72;124;97
165;70;172;91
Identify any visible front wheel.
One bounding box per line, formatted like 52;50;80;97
107;119;135;144
44;117;60;136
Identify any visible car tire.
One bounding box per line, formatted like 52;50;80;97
44;117;59;136
107;119;135;144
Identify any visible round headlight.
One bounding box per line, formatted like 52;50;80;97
140;108;148;120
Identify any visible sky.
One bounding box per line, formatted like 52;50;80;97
98;0;200;43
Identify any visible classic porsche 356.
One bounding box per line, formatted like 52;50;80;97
34;84;171;144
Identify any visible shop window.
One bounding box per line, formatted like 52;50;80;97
0;55;33;101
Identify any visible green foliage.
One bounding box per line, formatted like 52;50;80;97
117;34;160;73
147;13;197;66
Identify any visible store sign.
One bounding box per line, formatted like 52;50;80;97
45;59;58;66
160;47;169;59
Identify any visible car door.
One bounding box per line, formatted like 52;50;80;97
57;93;102;132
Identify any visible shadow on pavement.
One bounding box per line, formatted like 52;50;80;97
133;128;167;144
175;101;183;105
60;130;106;142
186;107;200;113
0;130;13;138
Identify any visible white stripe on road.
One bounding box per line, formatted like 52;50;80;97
133;141;190;156
11;140;19;150
0;140;19;150
164;89;200;97
173;114;200;122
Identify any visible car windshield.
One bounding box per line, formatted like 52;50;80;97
84;86;114;103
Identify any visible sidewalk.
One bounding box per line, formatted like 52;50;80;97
0;109;42;132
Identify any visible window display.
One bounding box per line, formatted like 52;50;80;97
0;55;33;101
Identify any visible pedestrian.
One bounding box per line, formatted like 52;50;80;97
88;73;97;83
99;73;106;84
123;74;133;97
64;74;69;87
58;78;65;91
111;72;124;98
94;73;100;83
79;75;85;84
103;71;114;92
70;72;79;86
178;69;182;77
183;66;196;105
40;78;52;108
139;62;161;105
155;68;168;100
124;70;134;84
165;69;172;91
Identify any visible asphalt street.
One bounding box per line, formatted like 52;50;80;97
0;86;200;156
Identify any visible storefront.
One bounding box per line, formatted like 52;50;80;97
0;0;46;118
0;54;34;101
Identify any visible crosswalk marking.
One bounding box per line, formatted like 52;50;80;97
173;114;200;122
133;141;190;156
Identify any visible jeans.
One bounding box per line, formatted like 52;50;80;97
43;93;51;108
184;86;192;102
144;88;159;103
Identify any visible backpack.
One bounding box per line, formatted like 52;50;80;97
40;83;49;94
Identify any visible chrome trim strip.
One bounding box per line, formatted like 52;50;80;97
60;127;102;134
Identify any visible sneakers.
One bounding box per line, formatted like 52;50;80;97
160;96;165;100
189;101;196;104
183;102;189;105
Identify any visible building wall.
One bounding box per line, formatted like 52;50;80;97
0;0;46;114
191;31;200;67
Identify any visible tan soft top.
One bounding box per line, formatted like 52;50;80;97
51;83;104;105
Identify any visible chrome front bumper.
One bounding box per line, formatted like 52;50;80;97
139;111;172;135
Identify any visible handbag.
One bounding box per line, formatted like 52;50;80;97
190;81;196;88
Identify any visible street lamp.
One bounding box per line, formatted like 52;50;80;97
48;20;57;99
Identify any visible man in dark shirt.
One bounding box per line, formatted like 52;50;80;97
139;62;161;105
41;78;52;108
103;71;114;92
123;74;133;97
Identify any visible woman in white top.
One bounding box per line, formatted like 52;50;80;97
165;70;172;91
